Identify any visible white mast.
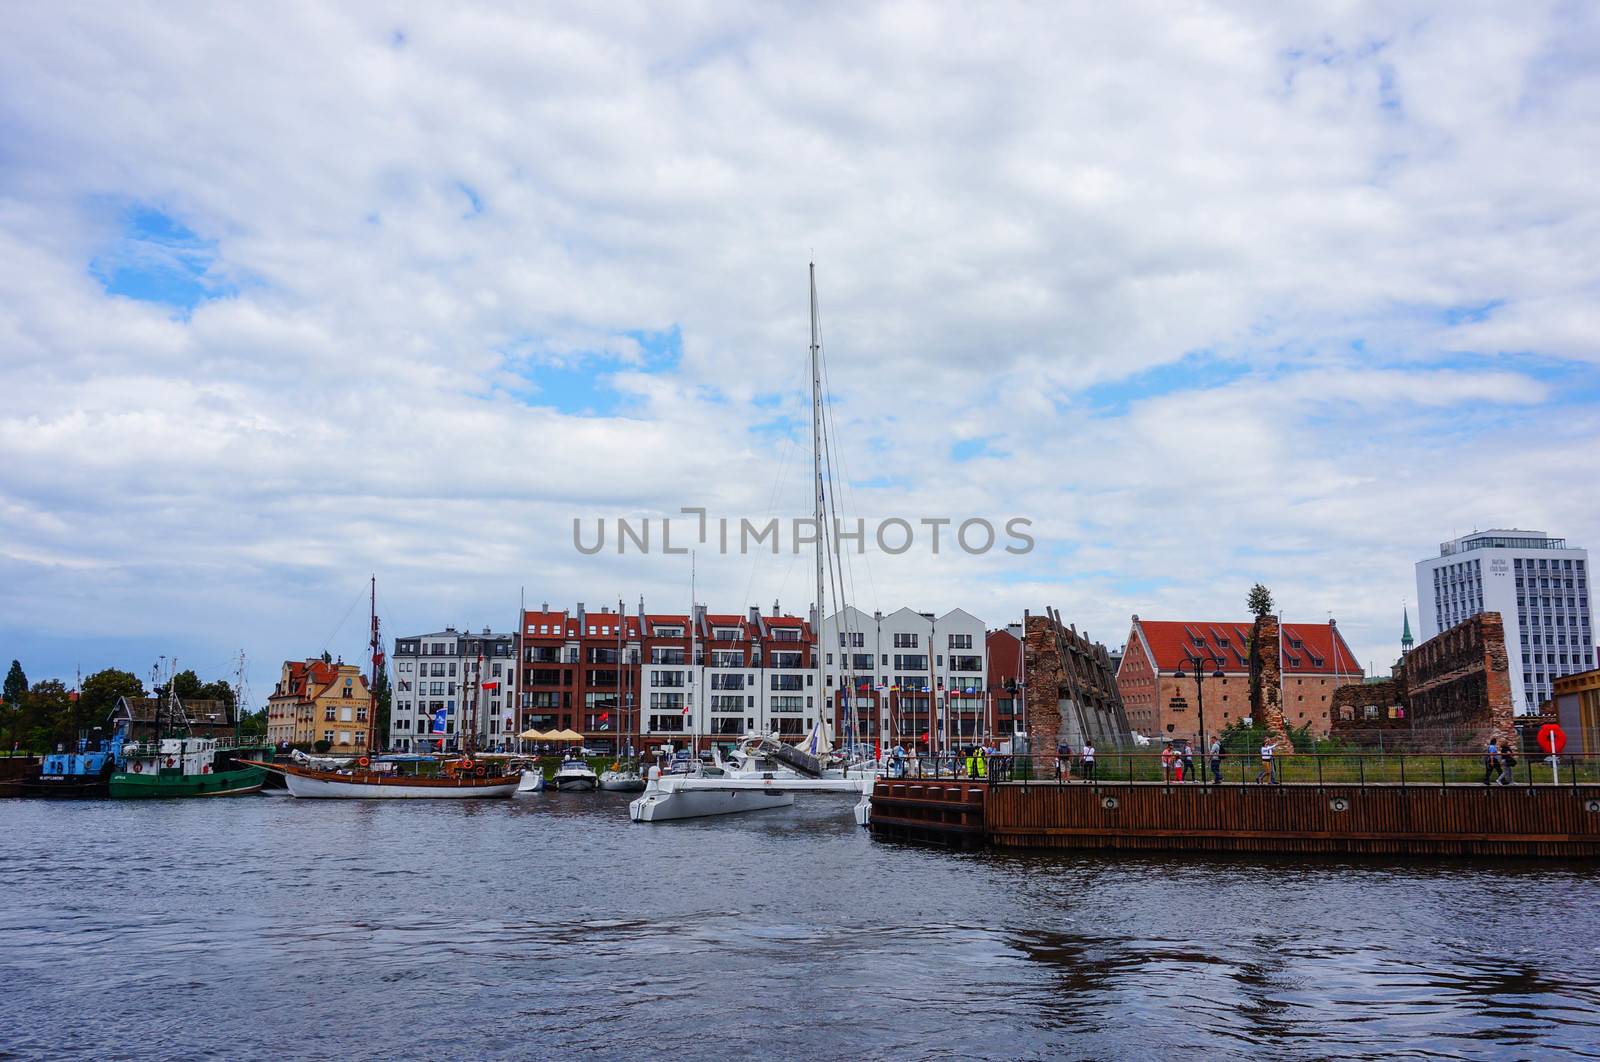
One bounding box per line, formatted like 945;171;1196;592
810;263;826;741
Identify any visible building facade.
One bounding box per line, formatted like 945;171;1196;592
388;627;519;752
1553;667;1600;756
1416;529;1595;714
517;602;817;754
1118;617;1363;744
820;606;989;749
265;659;372;749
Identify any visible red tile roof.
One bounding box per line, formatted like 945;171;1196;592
1132;619;1363;678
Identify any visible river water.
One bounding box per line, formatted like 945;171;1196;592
4;792;1599;1060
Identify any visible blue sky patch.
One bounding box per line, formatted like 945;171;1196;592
89;204;234;313
951;436;1003;462
505;325;683;416
1076;350;1252;416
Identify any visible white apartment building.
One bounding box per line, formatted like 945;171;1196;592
820;606;989;739
1416;529;1595;714
389;627;519;751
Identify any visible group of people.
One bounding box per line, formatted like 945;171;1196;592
1054;741;1098;781
881;741;1010;779
1482;738;1520;786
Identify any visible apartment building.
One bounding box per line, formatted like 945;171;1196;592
388;627;519;752
265;658;372;749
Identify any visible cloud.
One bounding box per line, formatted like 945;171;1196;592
0;2;1598;692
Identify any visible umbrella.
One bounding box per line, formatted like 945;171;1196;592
518;728;550;740
554;728;585;743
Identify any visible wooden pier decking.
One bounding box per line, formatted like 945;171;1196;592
868;778;1600;857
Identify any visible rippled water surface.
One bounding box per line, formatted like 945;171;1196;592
5;792;1600;1060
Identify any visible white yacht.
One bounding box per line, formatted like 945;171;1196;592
628;765;795;821
552;756;598;792
722;727;877;793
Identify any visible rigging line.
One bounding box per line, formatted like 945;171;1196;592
813;292;865;751
319;583;368;661
815;306;879;617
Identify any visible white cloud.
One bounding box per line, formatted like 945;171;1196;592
0;2;1597;690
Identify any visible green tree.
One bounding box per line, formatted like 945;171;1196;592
3;660;27;752
197;679;237;712
27;679;74;750
170;669;205;701
371;660;391;747
1247;583;1275;618
238;707;268;739
79;668;146;722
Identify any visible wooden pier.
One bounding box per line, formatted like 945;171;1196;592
868;779;1600;857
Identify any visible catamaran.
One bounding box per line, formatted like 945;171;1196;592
631;264;874;823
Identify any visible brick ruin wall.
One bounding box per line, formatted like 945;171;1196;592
1024;614;1130;756
1328;612;1515;750
1252;615;1294;752
1404;611;1515;746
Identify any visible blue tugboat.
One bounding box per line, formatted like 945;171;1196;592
23;723;129;798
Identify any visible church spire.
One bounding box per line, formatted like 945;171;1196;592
1401;607;1414;654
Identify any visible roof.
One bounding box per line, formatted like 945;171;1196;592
1132;619;1364;678
113;696;231;728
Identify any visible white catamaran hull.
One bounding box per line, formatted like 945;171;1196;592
628;777;796;822
516;770;546;793
282;772;521;799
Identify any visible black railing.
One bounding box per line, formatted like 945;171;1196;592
880;752;1600;787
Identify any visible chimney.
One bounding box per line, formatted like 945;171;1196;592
576;602;586;628
772;600;780;616
749;606;760;625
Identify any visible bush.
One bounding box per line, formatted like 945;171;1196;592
313;739;332;753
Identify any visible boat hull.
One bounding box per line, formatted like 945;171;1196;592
108;765;265;799
247;762;520;799
629;778;795;821
597;773;645;792
516;770;546;794
553;776;597;792
21;775;111;799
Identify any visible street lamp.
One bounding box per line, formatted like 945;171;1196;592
1172;652;1226;782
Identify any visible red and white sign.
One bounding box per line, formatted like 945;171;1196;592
1537;723;1567;756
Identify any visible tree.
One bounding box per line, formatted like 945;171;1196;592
313;738;332;753
3;660;27;752
27;679;74;750
1247;583;1275;618
79;668;146;724
170;669;205;702
371;660;391;748
238;707;267;739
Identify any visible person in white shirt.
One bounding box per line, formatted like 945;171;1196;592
1080;741;1096;782
1255;740;1279;784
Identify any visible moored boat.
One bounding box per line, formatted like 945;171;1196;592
110;736;267;798
628;767;795;821
247;756;521;799
552;756;598;791
22;727;127;798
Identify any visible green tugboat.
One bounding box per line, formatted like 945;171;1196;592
110;735;267;798
107;656;269;799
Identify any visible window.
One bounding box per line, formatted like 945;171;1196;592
713;628;741;641
651;671;686;688
893;633;919;648
324;707;336;721
948;634;973;650
649;714;685;733
323;730;335;743
649;692;685;710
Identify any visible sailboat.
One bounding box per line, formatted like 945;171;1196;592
245;577;520;798
631;263;871;822
598;598;646;792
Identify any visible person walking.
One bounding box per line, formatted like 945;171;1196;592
1499;745;1518;786
1482;738;1501;786
1255;739;1279;784
1161;742;1176;782
1081;740;1096;782
1181;743;1195;784
1058;744;1073;782
1209;736;1223;785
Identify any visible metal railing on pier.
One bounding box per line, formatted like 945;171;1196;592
880;752;1600;788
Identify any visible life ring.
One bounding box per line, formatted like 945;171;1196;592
461;759;474;769
203;764;212;774
132;761;144;773
164;757;175;768
474;765;487;777
358;757;370;768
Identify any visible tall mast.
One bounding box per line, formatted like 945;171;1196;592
810;262;826;740
367;574;381;755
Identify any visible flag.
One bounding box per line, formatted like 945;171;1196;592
963;687;976;695
430;707;448;734
920;685;930;693
481;681;500;690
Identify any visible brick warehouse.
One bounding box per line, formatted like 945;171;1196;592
1117;616;1363;745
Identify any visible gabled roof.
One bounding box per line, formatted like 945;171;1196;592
1132;619;1364;677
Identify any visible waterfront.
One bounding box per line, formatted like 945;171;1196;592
5;795;1600;1060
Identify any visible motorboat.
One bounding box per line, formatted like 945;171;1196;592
598;765;646;792
552;756;598;792
721;730;877;794
628;765;794;822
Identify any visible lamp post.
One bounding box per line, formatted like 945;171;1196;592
1172;651;1226;782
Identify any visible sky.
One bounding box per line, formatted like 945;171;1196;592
2;3;1598;702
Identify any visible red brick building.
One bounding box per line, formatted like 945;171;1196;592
1118;616;1362;744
